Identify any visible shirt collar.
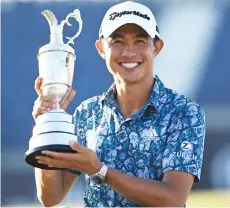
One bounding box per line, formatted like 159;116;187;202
101;83;117;110
101;75;167;113
148;75;167;113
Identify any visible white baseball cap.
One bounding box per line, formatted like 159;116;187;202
99;1;160;39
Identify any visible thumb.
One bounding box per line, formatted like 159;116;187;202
60;89;76;110
69;140;83;152
34;77;43;96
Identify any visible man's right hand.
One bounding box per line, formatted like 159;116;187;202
32;77;76;120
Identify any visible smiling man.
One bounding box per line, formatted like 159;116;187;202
33;1;206;207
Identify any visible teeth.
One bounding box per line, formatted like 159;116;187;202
121;62;139;69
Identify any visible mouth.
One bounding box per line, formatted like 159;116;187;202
119;62;142;70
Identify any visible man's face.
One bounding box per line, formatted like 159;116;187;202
96;24;159;85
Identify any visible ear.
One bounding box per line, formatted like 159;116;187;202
153;39;164;57
95;39;105;59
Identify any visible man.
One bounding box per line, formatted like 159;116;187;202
34;1;206;207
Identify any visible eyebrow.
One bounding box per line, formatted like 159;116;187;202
136;33;149;38
109;34;123;39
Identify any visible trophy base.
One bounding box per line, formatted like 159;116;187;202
25;144;76;170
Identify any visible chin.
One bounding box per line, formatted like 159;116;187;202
120;78;143;84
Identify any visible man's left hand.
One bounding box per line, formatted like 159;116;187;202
35;141;102;175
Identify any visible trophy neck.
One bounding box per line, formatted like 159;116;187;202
42;10;65;44
50;25;64;44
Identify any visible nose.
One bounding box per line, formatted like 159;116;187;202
121;45;138;58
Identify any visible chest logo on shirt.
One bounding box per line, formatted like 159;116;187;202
141;127;160;139
181;141;193;151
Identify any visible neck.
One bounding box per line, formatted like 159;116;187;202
115;76;154;118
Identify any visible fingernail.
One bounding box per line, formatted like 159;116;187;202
69;140;75;146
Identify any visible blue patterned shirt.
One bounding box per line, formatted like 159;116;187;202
70;75;206;207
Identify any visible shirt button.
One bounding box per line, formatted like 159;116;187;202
121;125;126;130
149;107;155;114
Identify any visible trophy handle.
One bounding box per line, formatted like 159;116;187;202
63;9;83;45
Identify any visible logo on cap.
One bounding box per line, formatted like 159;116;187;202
109;11;150;21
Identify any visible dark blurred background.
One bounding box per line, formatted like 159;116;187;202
1;0;230;206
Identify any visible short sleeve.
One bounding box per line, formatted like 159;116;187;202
162;102;206;182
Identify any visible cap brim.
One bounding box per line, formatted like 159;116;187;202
102;19;160;39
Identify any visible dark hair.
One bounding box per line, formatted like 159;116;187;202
153;35;160;45
100;33;161;45
153;25;160;44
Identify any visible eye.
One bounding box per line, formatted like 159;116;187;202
112;39;124;44
136;39;146;44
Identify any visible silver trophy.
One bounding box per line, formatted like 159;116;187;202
25;9;83;170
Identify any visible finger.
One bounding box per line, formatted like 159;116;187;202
34;77;43;96
32;105;53;120
66;89;76;103
60;89;76;110
69;140;83;152
36;154;64;167
36;152;81;169
40;150;76;160
36;156;55;165
40;101;58;109
40;150;59;158
32;107;51;119
32;95;57;120
34;99;58;109
37;158;63;168
36;155;54;160
36;95;58;103
32;102;55;118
